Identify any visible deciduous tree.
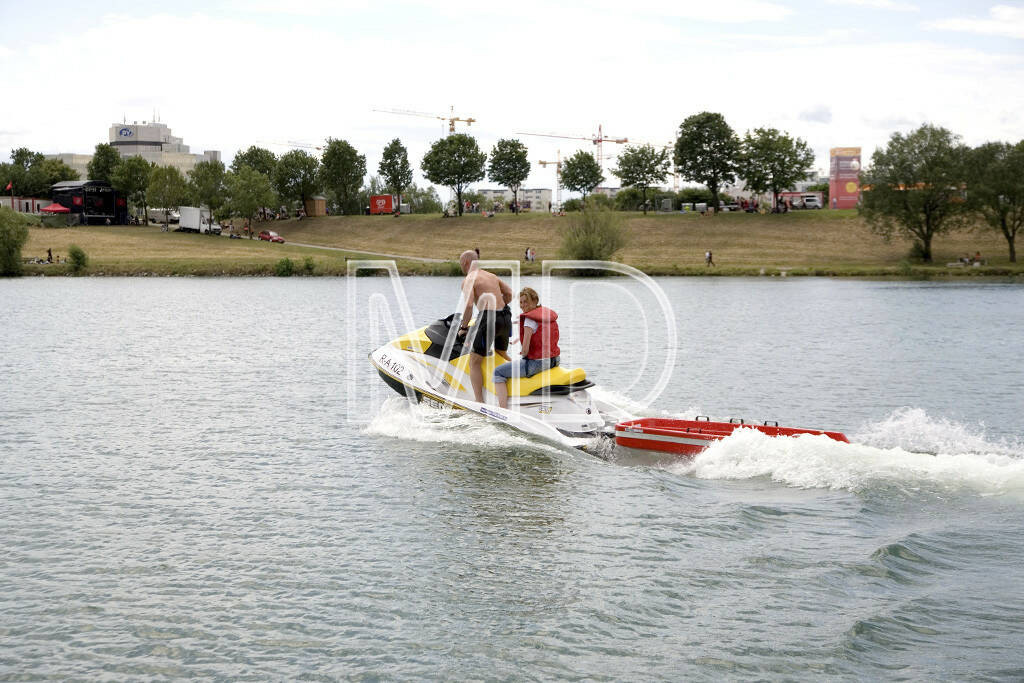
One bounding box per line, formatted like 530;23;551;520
487;139;530;213
320;138;366;216
0;207;31;276
188;160;226;217
273;149;321;209
421;134;486;216
378;138;413;208
111;156;153;225
860;124;969;263
88;143;121;183
225;166;277;224
231;146;277;178
612;144;670;214
149;165;189;224
560;150;604;204
740;127;815;207
674;112;740;212
966;140;1024;262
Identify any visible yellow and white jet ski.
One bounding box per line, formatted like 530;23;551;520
369;314;625;449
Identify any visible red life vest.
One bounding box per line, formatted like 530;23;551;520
519;306;560;359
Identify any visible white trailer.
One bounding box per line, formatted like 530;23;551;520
179;206;220;234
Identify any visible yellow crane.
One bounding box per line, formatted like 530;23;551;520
515;124;627;171
373;106;476;133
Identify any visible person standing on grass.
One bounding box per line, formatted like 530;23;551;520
705;250;715;267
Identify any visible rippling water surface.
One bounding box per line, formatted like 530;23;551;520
2;276;1023;680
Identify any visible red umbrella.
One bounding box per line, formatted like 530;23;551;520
41;202;71;213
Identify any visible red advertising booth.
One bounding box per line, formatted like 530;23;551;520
370;194;396;214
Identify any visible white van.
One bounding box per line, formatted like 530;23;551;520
802;195;823;210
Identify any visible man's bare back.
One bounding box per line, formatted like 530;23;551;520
462;268;513;312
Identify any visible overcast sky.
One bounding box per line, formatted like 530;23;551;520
1;0;1022;192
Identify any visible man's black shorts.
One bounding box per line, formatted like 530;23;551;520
467;306;512;357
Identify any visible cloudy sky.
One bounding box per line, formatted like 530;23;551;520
1;0;1022;191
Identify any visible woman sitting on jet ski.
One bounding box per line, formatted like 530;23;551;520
493;287;560;409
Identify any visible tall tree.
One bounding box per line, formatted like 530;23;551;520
273;149;321;209
560;150;604;204
966;140;1024;262
88;143;122;183
4;148;47;198
320;138;366;216
740;127;815;208
420;133;486;216
611;144;671;215
378;138;414;208
231;145;277;178
111;157;153;225
487;138;530;214
148;165;189;224
225;166;277;224
674;112;740;212
188;159;227;217
860;124;969;263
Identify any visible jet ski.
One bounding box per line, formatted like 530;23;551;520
369;314;628;449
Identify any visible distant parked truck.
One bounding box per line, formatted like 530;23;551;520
178;206;220;234
370;194;397;214
149;208;180;224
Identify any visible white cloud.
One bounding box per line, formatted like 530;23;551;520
926;4;1024;39
827;0;918;11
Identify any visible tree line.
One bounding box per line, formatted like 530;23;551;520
3;116;1020;262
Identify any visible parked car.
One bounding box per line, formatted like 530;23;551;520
258;230;285;243
802;196;823;209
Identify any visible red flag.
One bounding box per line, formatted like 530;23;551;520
4;181;10;191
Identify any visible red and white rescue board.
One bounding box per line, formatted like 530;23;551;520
614;417;849;456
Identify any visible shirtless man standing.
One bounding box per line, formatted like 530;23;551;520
457;250;513;403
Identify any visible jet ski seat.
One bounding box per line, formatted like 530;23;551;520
507;366;586;396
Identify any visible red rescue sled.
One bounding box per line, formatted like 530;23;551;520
614;417;849;456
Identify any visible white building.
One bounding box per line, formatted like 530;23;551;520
592;186;621;199
478;187;552;212
47;119;221;179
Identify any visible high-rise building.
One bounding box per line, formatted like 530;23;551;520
47;119;221;179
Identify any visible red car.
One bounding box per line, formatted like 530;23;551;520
258;230;285;243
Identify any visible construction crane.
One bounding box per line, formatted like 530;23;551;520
257;140;325;157
373;106;476;133
538;151;563;212
515;124;628;171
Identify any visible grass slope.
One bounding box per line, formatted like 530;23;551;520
20;210;1022;277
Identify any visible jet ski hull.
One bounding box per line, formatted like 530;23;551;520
369;316;623;449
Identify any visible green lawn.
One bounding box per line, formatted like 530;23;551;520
20;210;1022;278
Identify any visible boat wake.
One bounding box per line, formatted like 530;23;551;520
669;408;1024;496
364;397;563;454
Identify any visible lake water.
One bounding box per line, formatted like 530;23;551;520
2;275;1023;680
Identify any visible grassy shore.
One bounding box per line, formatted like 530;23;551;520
20;209;1023;278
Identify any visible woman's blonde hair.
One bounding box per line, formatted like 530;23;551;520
519;287;539;304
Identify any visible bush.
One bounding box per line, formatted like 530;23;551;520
558;209;629;273
275;257;295;277
0;207;31;276
67;244;88;273
303;256;315;274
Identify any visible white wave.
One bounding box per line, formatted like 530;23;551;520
363;397;563;453
852;407;1023;457
668;423;1024;495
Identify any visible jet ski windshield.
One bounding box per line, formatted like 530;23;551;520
423;314;471;360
